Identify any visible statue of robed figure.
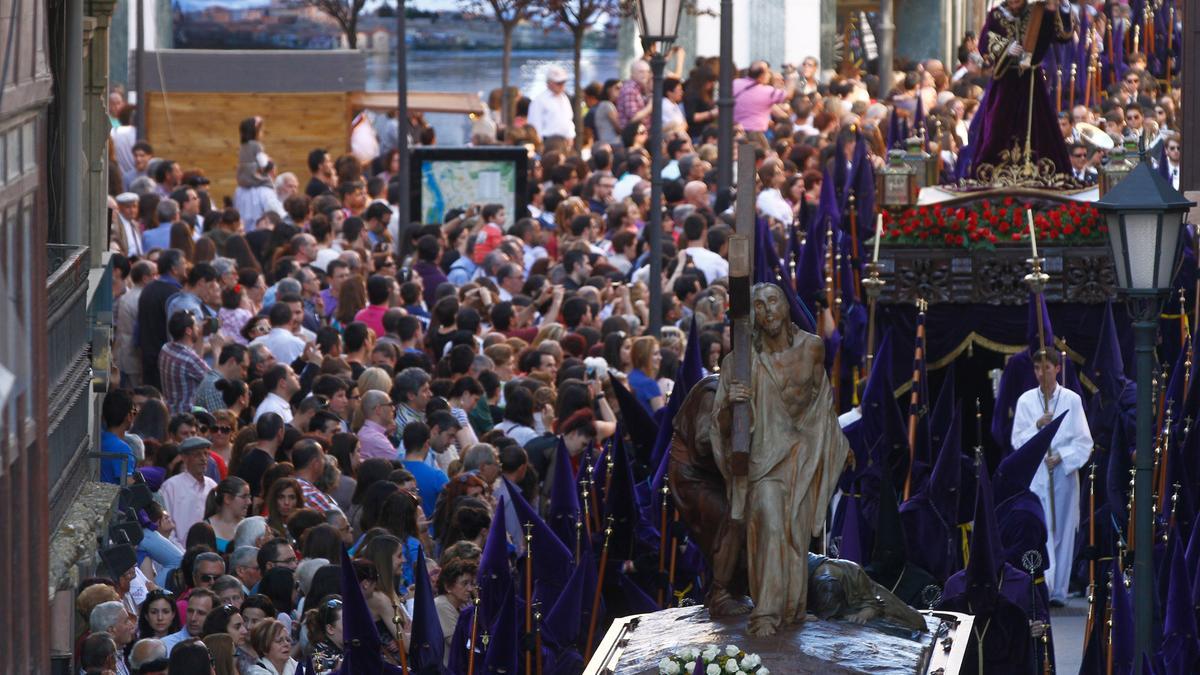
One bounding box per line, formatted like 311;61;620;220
969;0;1076;179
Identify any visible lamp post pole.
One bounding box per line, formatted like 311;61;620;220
716;0;733;201
1129;293;1159;664
878;0;895;99
396;0;411;258
648;48;667;337
135;0;145;135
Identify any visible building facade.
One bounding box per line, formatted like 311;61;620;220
0;1;117;672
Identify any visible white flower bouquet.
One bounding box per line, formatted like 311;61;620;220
658;645;767;675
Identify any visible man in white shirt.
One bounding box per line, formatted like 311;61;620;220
661;77;687;134
1010;348;1093;604
112;192;144;256
679;212;728;284
254;363;300;424
250;302;306;366
527;66;575;144
159;437;218;547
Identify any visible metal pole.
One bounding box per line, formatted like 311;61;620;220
1131;299;1158;665
396;0;411;257
878;0;895;99
134;0;145;137
716;0;733;200
648;49;667;337
64;0;83;247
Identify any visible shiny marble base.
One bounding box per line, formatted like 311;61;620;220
584;605;973;675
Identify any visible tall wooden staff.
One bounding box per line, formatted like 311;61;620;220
831;220;843;408
728;141;756;491
1069;63;1077;110
1106;22;1114;87
584;517;613;661
524;522;533;675
1105;571;1115;675
579;471;594;541
466;596;480;675
1056;68;1063;112
1167;6;1175;92
657;483;670;608
1155;407;1173;509
1181;289;1191;348
1193;228;1200;334
1083;464;1097;654
903;298;928;501
849;191;862;297
534;606;544;675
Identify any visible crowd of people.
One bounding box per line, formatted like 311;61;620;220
86;0;1186;672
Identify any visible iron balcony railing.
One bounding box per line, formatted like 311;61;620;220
45;244;93;528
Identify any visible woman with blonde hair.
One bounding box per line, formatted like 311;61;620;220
554;196;589;233
628;335;664;412
530;322;565;349
356;367;393;395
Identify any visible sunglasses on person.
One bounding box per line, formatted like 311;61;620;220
197;573;221;584
214;425;233;434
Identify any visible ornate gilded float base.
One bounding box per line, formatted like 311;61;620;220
963;140;1082;190
584;605;973;675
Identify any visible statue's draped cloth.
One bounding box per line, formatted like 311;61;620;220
710;330;850;632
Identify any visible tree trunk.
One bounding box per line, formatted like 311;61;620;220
502;22;514;127
573;28;583;150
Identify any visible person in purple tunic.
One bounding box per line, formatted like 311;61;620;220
969;0;1075;179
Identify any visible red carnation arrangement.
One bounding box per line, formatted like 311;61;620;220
880;200;1104;251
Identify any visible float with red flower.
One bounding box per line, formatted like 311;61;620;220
880;197;1105;251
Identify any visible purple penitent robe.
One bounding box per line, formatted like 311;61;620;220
969;1;1074;178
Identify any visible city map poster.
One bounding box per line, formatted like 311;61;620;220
409;147;528;228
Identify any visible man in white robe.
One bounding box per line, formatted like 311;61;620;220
1010;349;1093;604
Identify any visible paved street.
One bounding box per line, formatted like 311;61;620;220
1051;596;1091;673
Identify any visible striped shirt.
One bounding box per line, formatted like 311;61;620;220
159;341;210;414
297;477;337;513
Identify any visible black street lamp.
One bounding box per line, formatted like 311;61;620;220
1095;158;1195;664
635;0;684;337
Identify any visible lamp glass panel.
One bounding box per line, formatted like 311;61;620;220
1105;212;1128;289
638;0;683;38
1122;212;1161;289
1156;211;1185;289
